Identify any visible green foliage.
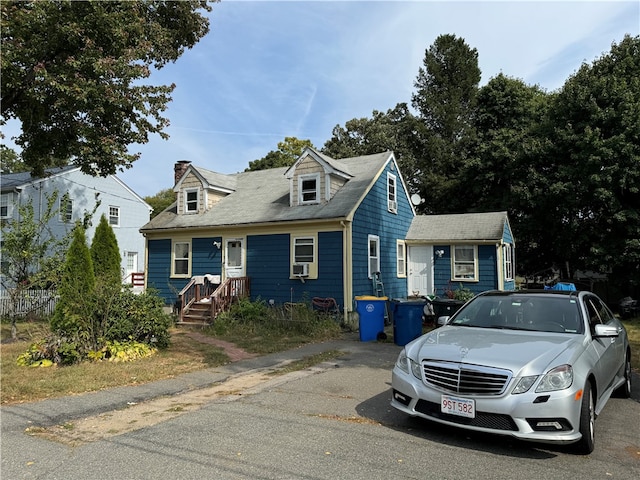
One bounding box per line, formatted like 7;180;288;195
246;137;315;171
211;297;342;340
90;215;121;289
16;335;82;366
51;223;95;336
89;340;157;363
1;0;213;177
145;188;177;218
0;145;26;173
104;289;173;349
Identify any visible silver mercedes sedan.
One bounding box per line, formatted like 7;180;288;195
391;290;632;454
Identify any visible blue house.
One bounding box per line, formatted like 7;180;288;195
140;148;416;322
404;212;516;297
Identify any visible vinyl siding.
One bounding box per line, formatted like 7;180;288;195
247;232;344;307
351;162;414;305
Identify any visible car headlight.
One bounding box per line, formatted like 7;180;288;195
535;365;573;392
395;350;410;374
395;350;422;380
512;375;539;394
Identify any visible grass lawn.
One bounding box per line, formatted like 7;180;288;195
0;317;344;405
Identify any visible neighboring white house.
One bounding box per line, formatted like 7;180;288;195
1;166;151;282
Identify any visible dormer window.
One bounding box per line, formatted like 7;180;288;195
299;174;320;204
185;188;199;213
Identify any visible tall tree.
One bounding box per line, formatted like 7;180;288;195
91;214;121;288
1;0;213;177
0;145;27;173
145;188;177;218
0;192;71;338
51;222;95;337
322;103;425;200
246;137;314;171
411;34;482;213
541;35;640;285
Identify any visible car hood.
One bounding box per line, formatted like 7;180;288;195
406;326;584;376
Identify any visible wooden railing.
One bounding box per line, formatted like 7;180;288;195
209;277;251;319
177;276;249;323
177;275;220;318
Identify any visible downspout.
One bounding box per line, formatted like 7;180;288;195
341;220;351;324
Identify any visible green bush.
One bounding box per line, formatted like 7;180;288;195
103;289;173;348
16;335;82;366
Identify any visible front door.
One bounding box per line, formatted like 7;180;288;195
408;245;433;296
224;238;245;278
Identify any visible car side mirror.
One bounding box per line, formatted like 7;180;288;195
437;316;449;326
593;324;619;338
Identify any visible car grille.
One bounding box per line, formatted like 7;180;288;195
422;361;511;395
415;400;518;431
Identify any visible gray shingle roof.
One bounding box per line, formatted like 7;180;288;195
406;211;509;242
0;166;78;192
142;151;393;232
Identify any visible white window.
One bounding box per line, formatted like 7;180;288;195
294;237;315;263
368;235;380;279
387;173;397;213
0;193;13;218
504;244;514;281
109;206;120;226
185;189;199;213
452;245;477;281
173;241;190;276
59;194;73;223
396;240;406;277
299;174;320;204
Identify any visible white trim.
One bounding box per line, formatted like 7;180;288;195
298;173;321;204
368;234;380;279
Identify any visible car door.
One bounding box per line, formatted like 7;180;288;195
584;295;623;392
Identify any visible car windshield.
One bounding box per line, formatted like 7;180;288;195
449;295;583;334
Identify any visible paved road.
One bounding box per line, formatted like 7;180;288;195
2;335;639;480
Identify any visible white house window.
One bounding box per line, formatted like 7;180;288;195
453;245;477;281
0;193;13;218
396;240;406;277
185;189;199;213
299;174;320;204
504;244;514;280
368;235;380;279
59;194;73;223
294;237;315;263
173;241;190;276
387;173;397;213
109;206;120;226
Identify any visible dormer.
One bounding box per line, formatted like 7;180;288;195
284;148;352;207
173;161;236;214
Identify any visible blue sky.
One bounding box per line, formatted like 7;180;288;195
3;1;639;198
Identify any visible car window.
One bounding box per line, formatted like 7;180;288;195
451;295;582;333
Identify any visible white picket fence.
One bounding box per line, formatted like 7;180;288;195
0;290;59;317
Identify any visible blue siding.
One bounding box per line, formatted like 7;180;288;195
433;244;500;297
147;237;222;305
352;162;414;304
247;232;345;308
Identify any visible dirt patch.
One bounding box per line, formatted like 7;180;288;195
180;331;259;362
26;370;276;446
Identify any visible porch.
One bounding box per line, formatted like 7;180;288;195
176;275;251;325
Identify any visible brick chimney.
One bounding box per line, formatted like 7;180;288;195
174;160;191;185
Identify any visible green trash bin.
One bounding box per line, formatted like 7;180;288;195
355;296;387;341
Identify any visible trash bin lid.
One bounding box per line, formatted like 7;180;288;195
355;295;388;301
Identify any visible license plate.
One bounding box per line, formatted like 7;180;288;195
441;394;475;418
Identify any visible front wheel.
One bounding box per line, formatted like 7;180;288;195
574;382;595;454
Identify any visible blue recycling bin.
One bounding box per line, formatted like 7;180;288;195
355;296;387;341
391;299;425;346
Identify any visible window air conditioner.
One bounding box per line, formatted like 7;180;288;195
388;200;397;212
293;263;309;277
